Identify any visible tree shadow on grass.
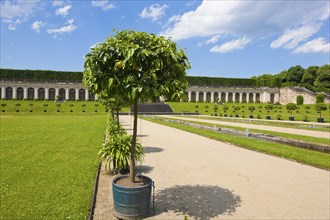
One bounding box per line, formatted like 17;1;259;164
154;185;241;219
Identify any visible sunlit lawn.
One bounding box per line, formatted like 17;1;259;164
0;114;107;219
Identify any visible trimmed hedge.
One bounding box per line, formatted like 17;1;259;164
1;68;282;88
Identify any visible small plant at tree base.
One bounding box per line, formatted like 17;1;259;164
248;106;255;114
195;105;199;112
276;114;282;120
81;104;86;112
94;104;99;112
258;105;263;113
303;115;309;122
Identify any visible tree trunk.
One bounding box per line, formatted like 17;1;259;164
116;109;120;128
130;99;138;182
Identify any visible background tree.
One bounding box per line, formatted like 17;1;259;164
314;64;330;89
286;65;305;84
301;66;318;85
83;30;190;182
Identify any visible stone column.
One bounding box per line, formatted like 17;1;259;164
239;92;242;103
211;92;214;103
225;92;228;102
95;94;99;100
34;87;38;100
55;88;59;98
188;91;191;102
85;89;89;100
65;88;69;100
13;86;17;99
196;91;199;102
1;86;5;99
253;93;256;102
23;87;28;99
274;93;280;104
45;88;49;100
203;92;206;102
75;89;79;100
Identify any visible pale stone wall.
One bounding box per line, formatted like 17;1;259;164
279;87;330;104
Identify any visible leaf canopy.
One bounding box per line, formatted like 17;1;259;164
83;30;190;105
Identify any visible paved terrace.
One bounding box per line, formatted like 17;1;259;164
94;115;330;219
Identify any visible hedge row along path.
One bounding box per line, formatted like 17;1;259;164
93;115;329;219
160;115;330;139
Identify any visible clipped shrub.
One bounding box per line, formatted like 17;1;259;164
296;95;304;105
316;94;325;103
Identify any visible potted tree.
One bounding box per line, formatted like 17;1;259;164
1;103;6;112
56;103;61;112
43;103;48;112
94;103;99;112
223;105;228;117
315;103;327;123
264;104;273;119
29;103;33;112
286;103;297;121
83;30;190;219
248;106;255;118
213;105;218;116
81;104;86;112
15;103;21;112
233;106;240;117
195;104;199;113
69;104;74;112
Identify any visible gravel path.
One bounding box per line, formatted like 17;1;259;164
160;115;330;139
93;115;330;219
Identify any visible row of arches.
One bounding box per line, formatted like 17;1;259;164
186;91;275;103
1;87;95;101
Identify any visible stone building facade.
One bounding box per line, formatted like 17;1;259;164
1;80;329;104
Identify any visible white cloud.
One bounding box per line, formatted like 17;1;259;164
31;21;46;33
55;4;71;17
47;19;76;34
91;0;115;11
8;19;22;31
293;38;330;54
139;4;168;21
206;35;220;44
210;37;251;53
52;0;64;7
0;0;39;30
161;1;329;41
270;24;321;49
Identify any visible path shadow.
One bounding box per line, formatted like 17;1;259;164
137;134;149;138
143;146;164;154
136;165;154;174
154;185;241;219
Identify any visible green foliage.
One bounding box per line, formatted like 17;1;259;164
296;95;304;105
248;106;255;113
286;65;305;84
315;103;327;118
0;68;82;82
264;104;273;113
100;117;144;172
286;103;297;116
302;66;318;85
188;76;257;87
316;94;325;103
281;82;296;87
314;65;330;89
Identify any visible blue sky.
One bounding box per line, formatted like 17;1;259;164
1;0;329;78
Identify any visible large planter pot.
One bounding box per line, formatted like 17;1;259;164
224;114;227;117
317;118;324;123
235;114;239;118
289;116;294;121
249;115;253;119
112;175;153;219
266;116;271;120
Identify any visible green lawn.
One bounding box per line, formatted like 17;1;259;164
0;114;107;219
167;102;330;122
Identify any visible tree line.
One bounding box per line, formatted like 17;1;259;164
251;64;330;94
